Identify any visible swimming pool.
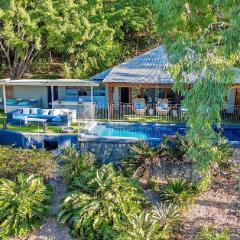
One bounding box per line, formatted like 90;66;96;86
82;122;240;146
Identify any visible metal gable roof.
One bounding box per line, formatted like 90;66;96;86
91;68;112;81
103;45;174;84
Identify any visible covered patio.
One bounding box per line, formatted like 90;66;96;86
0;79;99;116
101;46;183;119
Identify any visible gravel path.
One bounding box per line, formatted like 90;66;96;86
27;178;73;240
12;177;74;240
176;174;240;240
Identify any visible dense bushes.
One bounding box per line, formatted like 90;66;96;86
60;147;96;181
0;173;52;238
196;227;230;240
0;147;55;238
160;178;197;208
59;164;149;239
0;146;57;179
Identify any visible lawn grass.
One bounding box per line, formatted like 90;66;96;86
0;109;79;134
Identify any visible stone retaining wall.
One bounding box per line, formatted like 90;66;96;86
78;140;135;163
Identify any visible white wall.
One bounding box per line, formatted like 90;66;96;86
13;86;48;108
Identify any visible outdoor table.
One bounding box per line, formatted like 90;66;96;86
26;118;48;132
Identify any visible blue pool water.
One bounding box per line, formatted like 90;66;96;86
85;122;240;145
86;123;186;141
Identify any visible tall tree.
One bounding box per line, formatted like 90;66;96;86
62;0;158;78
0;0;114;79
155;0;240;171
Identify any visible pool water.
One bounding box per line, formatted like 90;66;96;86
86;123;186;140
85;122;240;145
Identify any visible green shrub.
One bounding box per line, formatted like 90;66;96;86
119;142;160;177
195;172;211;192
58;164;147;240
0;173;52;238
215;141;233;171
160;178;197;208
161;134;189;163
196;227;230;240
117;211;169;240
0;146;57;179
152;203;180;226
60;148;96;180
148;177;160;192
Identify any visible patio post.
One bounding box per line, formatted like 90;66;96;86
51;85;54;109
90;86;93;103
2;84;7;113
108;86;113;120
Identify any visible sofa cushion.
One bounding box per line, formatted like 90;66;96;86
158;102;168;110
134;102;145;110
42;109;50;115
50;109;61;116
51;116;62;122
30;108;38;114
38;108;43;114
22;108;30;114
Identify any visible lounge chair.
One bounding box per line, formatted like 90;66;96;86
133;98;147;115
156;98;170;116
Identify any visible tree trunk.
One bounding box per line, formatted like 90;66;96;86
0;42;37;80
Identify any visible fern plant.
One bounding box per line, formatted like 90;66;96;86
160;178;197;208
58;164;147;240
0;173;52;238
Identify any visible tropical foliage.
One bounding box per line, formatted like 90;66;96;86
117;211;169;240
0;146;57;179
60;147;96;181
0;173;52;238
196;227;230;240
59;164;147;239
161;134;189;163
120;142;160;178
152;203;180;226
155;0;240;172
160;178;197;208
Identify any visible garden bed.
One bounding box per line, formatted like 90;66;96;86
176;173;240;240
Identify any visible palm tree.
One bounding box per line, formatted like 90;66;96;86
0;173;52;238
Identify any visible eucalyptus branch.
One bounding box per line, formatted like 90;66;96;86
199;22;230;43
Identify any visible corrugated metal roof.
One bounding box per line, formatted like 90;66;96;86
103;46;173;84
0;79;99;87
91;68;112;81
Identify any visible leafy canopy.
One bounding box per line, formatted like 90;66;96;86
0;0;115;79
155;0;240;171
0;0;158;79
0;146;57;179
